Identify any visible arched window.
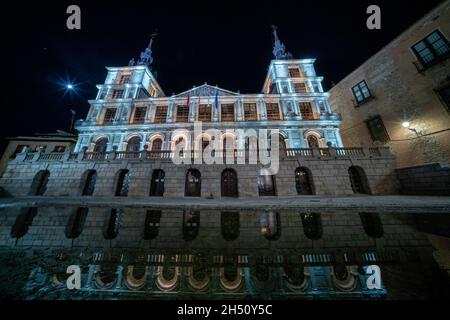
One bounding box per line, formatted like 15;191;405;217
307;135;319;148
149;169;165;196
221;211;240;241
151;138;163;151
283;256;306;288
65;207;88;239
183;210;200;241
115;169;130;197
126;136;141;152
185;169;201;197
144;210;161;240
359;212;383;238
258;175;276;196
221;169;238;198
81;170;97;196
348;166;371;194
10;207;38;238
300;212;323;240
28;170;50;196
260;211;281;240
103;208;123;239
295;167;314;195
93;138;108;153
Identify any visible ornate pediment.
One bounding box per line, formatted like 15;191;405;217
174;84;239;98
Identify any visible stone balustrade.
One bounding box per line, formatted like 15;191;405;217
12;146;394;163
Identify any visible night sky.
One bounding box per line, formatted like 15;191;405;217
1;0;444;153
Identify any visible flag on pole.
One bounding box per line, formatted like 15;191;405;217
214;90;219;112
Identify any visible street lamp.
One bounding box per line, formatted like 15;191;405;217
67;84;73;89
401;121;420;137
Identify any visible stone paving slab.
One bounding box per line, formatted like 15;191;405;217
0;195;449;213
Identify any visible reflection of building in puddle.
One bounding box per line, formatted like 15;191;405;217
2;207;450;299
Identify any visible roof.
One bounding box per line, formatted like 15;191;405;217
173;84;239;98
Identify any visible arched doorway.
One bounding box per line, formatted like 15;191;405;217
94;138;108;153
115;169;130;196
28;170;50;196
300;212;323;240
10;207;38;238
185;169;201;197
183;210;200;241
307;135;319;148
65;207;89;239
81;170;97;196
260;211;281;240
348;166;371;194
221;211;240;241
103;208;123;239
149;169;165;196
258;174;276;196
221;169;238;197
295;167;314;195
359;212;383;238
144;210;162;240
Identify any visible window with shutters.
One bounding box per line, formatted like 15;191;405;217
243;103;257;121
154;106;168;123
266;103;281;121
103;108;116;124
176;105;189;123
221;104;235;122
294;83;308;93
133;106;147;124
198;104;212;122
300;102;314;120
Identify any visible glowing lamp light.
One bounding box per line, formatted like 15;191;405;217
402;121;410;128
67;84;73;89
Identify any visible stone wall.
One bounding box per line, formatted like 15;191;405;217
396;162;450;196
1;206;448;299
328;1;450;168
0;149;399;198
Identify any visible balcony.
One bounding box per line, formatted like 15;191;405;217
13;146;393;165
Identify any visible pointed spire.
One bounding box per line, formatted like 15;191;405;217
271;25;293;60
135;30;158;67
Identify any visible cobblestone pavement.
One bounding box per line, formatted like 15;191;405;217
0;195;449;212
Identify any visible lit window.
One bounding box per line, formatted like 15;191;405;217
176;105;189;123
103;108;116;124
243;103;257;121
288;68;301;77
266;103;281;121
154;106;168;123
133;106;147;124
412;30;449;66
300;102;314;120
352;80;372;104
111;90;124;99
198;104;212;122
294;83;307;93
221;104;235;122
119;75;131;84
365;115;390;143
